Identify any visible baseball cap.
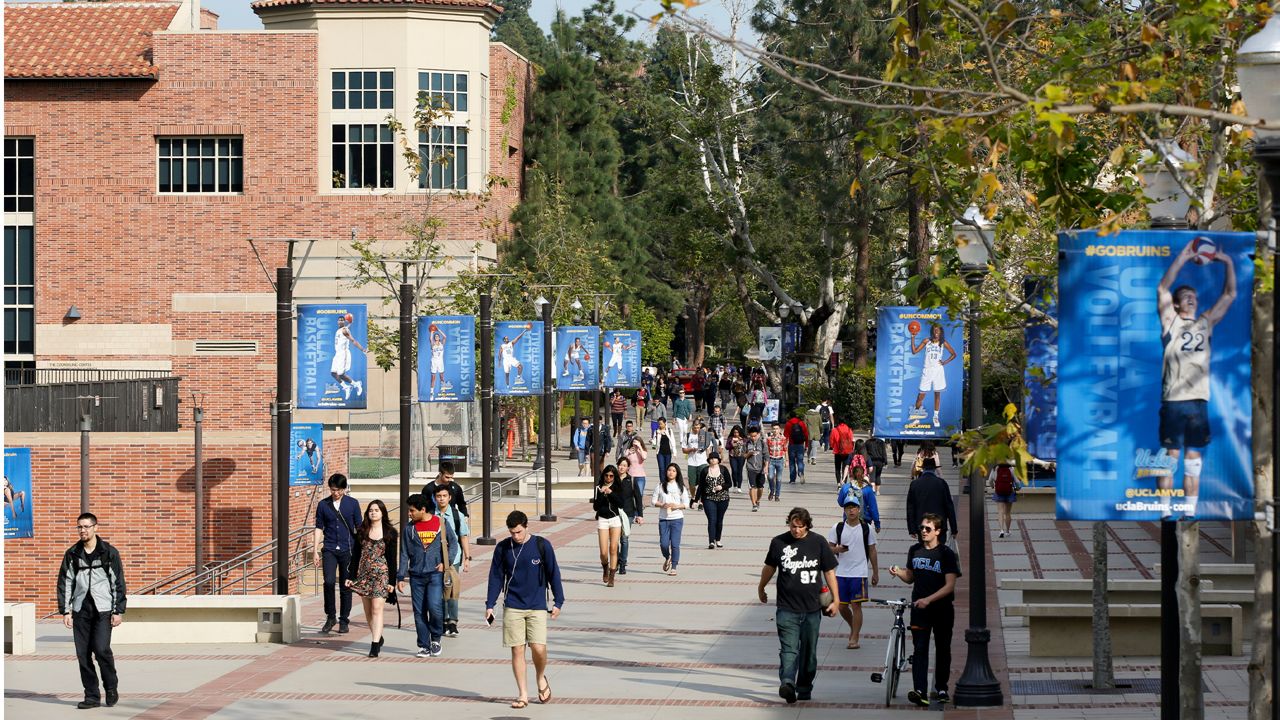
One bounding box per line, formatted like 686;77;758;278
842;496;862;507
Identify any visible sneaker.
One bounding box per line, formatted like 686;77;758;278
343;383;352;400
715;541;723;548
321;617;336;634
429;641;442;657
908;690;929;707
337;621;350;634
708;542;716;549
779;682;798;704
998;531;1006;538
77;700;101;710
416;647;432;658
353;380;364;396
934;690;950;704
445;622;459;637
752;504;759;512
663;557;672;573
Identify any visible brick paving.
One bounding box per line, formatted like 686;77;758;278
4;441;1253;719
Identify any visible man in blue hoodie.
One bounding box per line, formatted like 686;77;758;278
396;493;457;658
485;511;565;709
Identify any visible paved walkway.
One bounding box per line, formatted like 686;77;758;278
4;439;1252;719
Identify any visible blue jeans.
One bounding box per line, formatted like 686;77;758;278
730;456;745;488
768;458;785;498
658;518;683;568
656;453;672;479
409;573;444;649
776;608;822;694
619;519;635;568
703;498;728;543
634;476;647;498
788;444;806;483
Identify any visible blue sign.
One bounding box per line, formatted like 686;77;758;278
418;315;475;402
1023;278;1058;461
783;323;801;355
1057;229;1254;521
494;321;543;396
872;306;965;439
4;448;33;539
298;304;369;409
556;326;600;392
602;330;642;388
289;423;325;486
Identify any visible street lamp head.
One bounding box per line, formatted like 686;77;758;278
779;304;791;319
1138;141;1193;227
533;295;549;311
1238;13;1280;141
570;298;583;311
953;205;992;270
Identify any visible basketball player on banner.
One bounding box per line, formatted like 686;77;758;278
330;312;367;401
909;323;957;428
427;322;447;399
1155;235;1237;519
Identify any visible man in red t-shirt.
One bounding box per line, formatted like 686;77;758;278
395;494;457;658
783;414;810;485
830;422;855;485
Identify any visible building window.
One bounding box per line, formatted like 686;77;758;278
4;226;34;356
333;70;394;111
158;138;244;193
332;124;394;189
418;126;468;190
4;138;34;213
418;71;468;112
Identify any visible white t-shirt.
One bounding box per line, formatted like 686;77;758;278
651;481;691;520
826;520;877;578
684;432;708;466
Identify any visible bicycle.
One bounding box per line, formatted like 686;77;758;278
868;598;911;706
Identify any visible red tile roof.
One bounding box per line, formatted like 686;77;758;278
4;2;185;80
252;0;502;12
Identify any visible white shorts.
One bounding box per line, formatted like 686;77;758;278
431;355;445;373
502;356;519;373
597;516;622;530
609;354;623;369
330;350;351;376
919;365;946;392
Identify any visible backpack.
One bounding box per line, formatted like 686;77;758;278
835;427;855;455
789;421;806;444
835;520;872;566
994;465;1016;496
498;535;552;603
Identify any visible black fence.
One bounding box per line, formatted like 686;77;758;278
5;372;181;432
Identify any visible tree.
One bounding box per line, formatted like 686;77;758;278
491;0;552;65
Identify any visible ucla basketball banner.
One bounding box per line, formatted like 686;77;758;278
871;306;965;439
601;330;641;388
289;423;325;486
298;304;369;409
1057;229;1254;521
494;321;543;396
556;326;600;392
417;315;475;402
4;447;33;539
1023;278;1058;461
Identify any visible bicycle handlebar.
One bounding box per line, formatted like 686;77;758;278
872;598;911;609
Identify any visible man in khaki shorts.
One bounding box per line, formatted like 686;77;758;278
485;511;565;709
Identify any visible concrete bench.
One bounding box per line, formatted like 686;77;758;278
1001;578;1215;605
1009;486;1055;514
1156;563;1254;592
1005;603;1242;657
112;595;301;645
4;602;36;655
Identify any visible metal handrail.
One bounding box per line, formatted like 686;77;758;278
135;525;317;596
464;467;541;508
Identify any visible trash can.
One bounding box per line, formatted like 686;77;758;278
438;445;468;472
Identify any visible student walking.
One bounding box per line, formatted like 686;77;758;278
766;423;788;502
313;473;362;634
654;417;676;480
486;511;566;710
989;461;1022;537
614;457;646;576
826;497;879;649
906;458;958;545
345;499;398;657
683;418;711;490
693;452;731;549
865;433;888;488
783;412;810;484
889;512;961;708
434;487;471;638
624;435;650;497
745;426;768;511
830;421;855;483
758;507;839;704
652;463;690;575
726;425;747;492
396;493;458;658
593;465;625;587
59;512;127;709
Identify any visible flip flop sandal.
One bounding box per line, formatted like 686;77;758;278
538;680;552;704
510;699;529;709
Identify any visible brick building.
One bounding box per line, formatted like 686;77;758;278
3;0;531;610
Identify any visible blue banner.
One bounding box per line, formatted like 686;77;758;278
1057;229;1254;521
556;326;600;392
602;330;642;388
494;321;543;396
4;448;33;539
1023;278;1058;461
872;306;965;439
783;323;801;355
418;315;475;402
298;304;369;409
289;423;325;486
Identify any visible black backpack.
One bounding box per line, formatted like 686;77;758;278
498;535;552;603
789;422;806;444
835;520;872;563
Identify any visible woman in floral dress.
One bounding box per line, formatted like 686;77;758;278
346;498;397;657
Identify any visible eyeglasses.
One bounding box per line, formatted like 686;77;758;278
919;525;937;533
77;524;96;530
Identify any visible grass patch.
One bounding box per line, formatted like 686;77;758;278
350;456;401;479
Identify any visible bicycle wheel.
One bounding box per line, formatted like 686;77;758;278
891;622;908;698
884;625;901;706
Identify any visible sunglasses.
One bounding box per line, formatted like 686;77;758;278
919;525;937;533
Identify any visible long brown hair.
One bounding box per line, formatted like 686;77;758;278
358;498;395;541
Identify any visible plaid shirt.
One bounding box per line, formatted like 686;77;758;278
766;435;787;459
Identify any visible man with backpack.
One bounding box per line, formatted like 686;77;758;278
486;511;566;710
814;399;834;452
829;421;856;484
864;433;888;488
826;496;878;649
989;462;1021;538
783;412;810;484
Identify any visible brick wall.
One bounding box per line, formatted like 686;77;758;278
3;433;348;614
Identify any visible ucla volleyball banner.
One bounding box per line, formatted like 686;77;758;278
601;330;641;388
417;315;475;402
4;447;34;539
298;304;369;409
1023;278;1058;461
289;423;325;486
1057;229;1254;521
556;326;599;391
494;321;543;396
871;306;964;439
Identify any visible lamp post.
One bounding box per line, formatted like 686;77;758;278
1237;14;1280;720
952;205;1003;707
535;295;557;522
570;298;584;456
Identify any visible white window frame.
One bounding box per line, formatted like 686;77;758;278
331;123;396;190
418;125;469;191
4;224;35;361
417;70;469;113
4;138;34;213
332;69;395;112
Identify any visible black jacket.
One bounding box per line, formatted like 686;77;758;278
347;527;399;582
593;481;625;519
905;471;958;536
421;479;469;517
58;538;127;616
615;475;644;519
865;437;888;464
